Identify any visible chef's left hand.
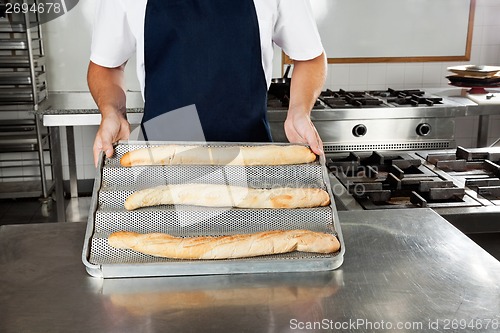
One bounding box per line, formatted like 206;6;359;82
284;112;323;156
285;52;327;156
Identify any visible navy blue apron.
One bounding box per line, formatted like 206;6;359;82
142;0;271;142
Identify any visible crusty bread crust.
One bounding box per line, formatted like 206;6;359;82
124;184;330;210
108;230;340;260
120;145;317;166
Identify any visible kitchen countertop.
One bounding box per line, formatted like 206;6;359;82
38;91;144;126
1;209;499;333
35;88;498;127
465;89;500;116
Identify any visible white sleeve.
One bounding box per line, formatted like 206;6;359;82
90;0;136;68
273;0;324;61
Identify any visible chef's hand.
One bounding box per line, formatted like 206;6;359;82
286;52;327;156
93;111;130;166
88;61;129;167
284;112;323;156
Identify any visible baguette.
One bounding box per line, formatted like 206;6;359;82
124;184;330;210
120;144;317;167
108;230;340;260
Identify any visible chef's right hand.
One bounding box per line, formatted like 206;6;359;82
93;111;130;167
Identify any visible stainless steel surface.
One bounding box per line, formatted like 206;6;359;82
84;142;344;277
478;114;490;147
1;209;500;333
0;21;27;33
49;126;65;222
465;89;500;147
0;39;28;50
0;55;45;68
66;127;78;198
34;113;49;198
330;148;500;233
418;148;500;229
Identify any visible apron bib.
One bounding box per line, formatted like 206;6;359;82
143;0;271;142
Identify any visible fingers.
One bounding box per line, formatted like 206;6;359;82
92;134;110;166
302;120;323;156
94;130;117;164
285;116;324;156
309;136;324;156
93;133;117;167
93;136;103;168
93;115;131;166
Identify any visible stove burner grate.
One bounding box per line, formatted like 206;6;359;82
327;150;474;210
320;89;386;108
423;147;500;202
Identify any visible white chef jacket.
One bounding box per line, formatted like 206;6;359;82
90;0;324;96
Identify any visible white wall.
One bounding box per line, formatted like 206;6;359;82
6;0;500;182
43;0;140;91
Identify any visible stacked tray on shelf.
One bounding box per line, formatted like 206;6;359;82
447;65;500;93
82;141;345;278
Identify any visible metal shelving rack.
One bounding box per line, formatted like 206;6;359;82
0;0;53;214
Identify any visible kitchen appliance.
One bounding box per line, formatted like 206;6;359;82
82;142;345;278
268;88;468;152
328;146;500;234
269;88;499;234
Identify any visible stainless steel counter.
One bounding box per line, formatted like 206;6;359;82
465;89;500;147
1;209;499;333
41;91;144;126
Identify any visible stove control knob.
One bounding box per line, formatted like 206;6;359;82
352;124;367;137
416;123;432;136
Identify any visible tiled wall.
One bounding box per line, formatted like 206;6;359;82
1;0;499;183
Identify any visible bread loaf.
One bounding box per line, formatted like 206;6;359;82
124;184;330;210
108;230;340;260
120;144;317;167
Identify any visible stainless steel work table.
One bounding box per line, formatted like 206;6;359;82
1;209;499;333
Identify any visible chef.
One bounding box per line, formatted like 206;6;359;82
89;0;327;165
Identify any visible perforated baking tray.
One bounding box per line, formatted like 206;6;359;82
82;141;345;278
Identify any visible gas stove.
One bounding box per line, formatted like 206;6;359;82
320;88;446;109
417;147;500;207
268;88;469;152
328;147;500;233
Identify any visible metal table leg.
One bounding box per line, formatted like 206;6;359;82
477;115;489;148
35;113;49;199
49;126;66;222
66;126;78;198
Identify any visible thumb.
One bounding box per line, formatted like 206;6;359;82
93;137;103;167
93;135;114;167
